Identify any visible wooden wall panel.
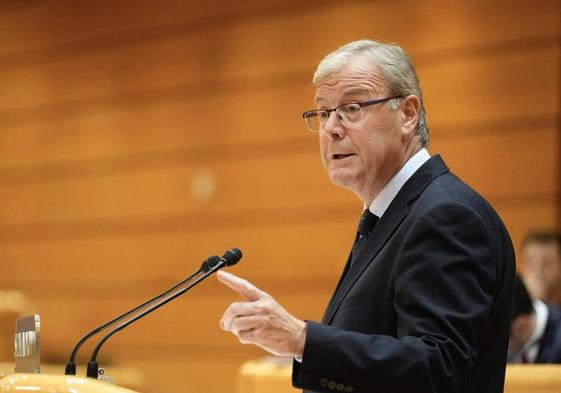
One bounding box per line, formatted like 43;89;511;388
1;0;558;58
0;127;554;226
0;222;356;284
0;0;296;56
498;199;559;256
0;194;556;288
0;46;557;167
0;0;558;115
0;196;555;332
0;1;559;392
32;292;328;349
1;0;558;69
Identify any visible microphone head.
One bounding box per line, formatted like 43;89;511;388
222;248;243;266
201;255;221;273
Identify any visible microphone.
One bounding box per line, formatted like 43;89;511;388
220;247;243;267
65;254;222;375
85;248;242;378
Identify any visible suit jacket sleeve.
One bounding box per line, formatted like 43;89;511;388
293;201;499;393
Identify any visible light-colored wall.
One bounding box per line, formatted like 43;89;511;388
0;1;559;392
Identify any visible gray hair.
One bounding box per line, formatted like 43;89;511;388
313;39;429;147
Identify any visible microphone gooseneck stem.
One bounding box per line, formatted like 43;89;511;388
65;269;202;375
86;260;225;378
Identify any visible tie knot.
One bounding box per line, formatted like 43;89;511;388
357;209;378;235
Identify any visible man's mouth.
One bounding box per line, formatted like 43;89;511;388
332;153;356;160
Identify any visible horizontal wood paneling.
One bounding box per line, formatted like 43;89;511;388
0;1;559;393
433;127;558;198
0;195;556;291
0;46;557;170
499;199;560;257
0;0;298;57
422;47;559;125
0;0;558;71
35;292;327;346
0;127;555;226
0;0;558;111
0;221;356;284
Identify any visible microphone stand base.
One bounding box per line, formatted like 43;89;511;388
86;361;99;379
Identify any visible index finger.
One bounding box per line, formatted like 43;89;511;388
216;270;266;301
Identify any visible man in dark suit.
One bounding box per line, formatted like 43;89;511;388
509;275;561;363
217;40;515;393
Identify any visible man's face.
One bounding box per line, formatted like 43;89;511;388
315;56;407;203
522;242;561;299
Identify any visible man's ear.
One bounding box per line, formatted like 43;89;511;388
400;95;420;137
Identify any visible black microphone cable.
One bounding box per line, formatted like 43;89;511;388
65;254;222;375
86;248;242;379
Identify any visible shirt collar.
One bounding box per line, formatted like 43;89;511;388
517;300;549;363
529;299;548;346
367;148;431;217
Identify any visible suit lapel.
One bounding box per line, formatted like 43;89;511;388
322;200;408;324
320;253;353;323
322;155;449;325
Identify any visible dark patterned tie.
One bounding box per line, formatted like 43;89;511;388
350;209;379;266
320;209;380;324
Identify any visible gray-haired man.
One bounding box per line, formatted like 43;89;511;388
218;40;515;393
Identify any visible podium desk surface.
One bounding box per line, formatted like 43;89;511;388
238;359;561;393
0;362;144;391
0;373;140;393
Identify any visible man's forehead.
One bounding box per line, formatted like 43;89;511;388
315;87;373;104
314;59;385;104
524;242;561;258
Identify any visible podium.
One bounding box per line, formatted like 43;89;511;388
238;357;299;393
238;359;561;393
0;373;140;393
504;365;561;393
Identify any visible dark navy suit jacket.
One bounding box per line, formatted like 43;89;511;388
536;305;561;363
293;155;516;393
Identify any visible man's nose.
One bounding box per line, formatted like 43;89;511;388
323;111;344;139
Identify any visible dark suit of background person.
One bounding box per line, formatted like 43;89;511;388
538;305;561;363
509;275;561;364
217;39;516;393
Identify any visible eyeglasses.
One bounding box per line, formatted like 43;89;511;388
302;96;402;133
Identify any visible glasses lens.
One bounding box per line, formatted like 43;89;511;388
303;111;320;132
339;103;362;124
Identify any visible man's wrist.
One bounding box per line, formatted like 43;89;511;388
294;320;307;359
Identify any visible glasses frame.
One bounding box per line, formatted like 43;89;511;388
302;96;403;132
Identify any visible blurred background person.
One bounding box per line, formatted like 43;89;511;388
520;231;561;306
508;274;561;363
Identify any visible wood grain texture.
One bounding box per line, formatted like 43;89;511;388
0;46;556;170
0;1;559;392
0;129;554;228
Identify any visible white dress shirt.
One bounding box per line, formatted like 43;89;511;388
296;148;431;363
368;148;431;217
512;300;549;363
